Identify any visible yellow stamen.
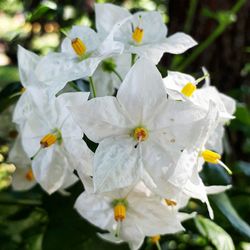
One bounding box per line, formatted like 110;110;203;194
114;203;126;222
150;235;161;244
201;149;232;175
133;127;148;141
201;150;221;164
132;27;144;44
165;199;177;206
20;87;26;94
71;37;87;57
25;169;34;181
181;82;196;97
40;133;57;148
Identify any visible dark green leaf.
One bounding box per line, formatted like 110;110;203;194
195;216;235;250
210;193;250;239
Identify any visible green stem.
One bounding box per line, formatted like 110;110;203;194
184;0;198;33
69;81;81;92
112;69;123;82
89;76;97;98
156;241;162;250
176;0;246;71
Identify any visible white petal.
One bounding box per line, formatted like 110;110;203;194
61;26;101;55
164;70;195;93
93;136;140;192
70;96;133;143
120;219;145;250
95;3;130;38
117;58;167;125
32;145;71;194
161;32;197;54
129;195;184;235
12;167;36;191
219;93;236;117
205;185;232;195
17;45;40;87
35;52;100;87
98;233;124;244
74;191;114;230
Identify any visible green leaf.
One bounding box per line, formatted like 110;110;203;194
210;193;250;240
234;104;250;125
26;1;57;22
195;216;235;250
0;66;19;88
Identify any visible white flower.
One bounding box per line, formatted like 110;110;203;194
163;69;236;121
95;3;197;64
93;54;131;96
8;136;36;191
163;69;236;153
75;181;184;250
20;92;92;194
35;25;122;87
13;46;61;127
70;58;212;193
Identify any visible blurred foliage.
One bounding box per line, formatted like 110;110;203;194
0;0;250;250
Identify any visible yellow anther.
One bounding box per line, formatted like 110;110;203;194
181;82;197;97
71;37;87;57
133;127;148;141
20;87;26;94
114;203;126;222
25;169;35;181
201;150;221;164
40;133;57;148
132;27;144;44
165;199;177;206
150;235;161;244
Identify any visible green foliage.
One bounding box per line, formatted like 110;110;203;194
195;216;235;250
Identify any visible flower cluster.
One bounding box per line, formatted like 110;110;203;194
10;3;236;250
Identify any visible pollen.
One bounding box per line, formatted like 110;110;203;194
181;82;196;97
40;133;57;148
114;203;126;222
201;150;221;164
71;37;87;57
25;169;35;181
133;127;148;142
150;235;161;244
132;27;144;44
165;199;177;206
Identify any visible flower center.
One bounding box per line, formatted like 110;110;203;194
71;37;87;57
25;169;35;181
150;235;161;244
165;199;177;206
132;27;144;44
40;133;58;148
181;82;196;97
133;127;148;141
114;203;126;222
